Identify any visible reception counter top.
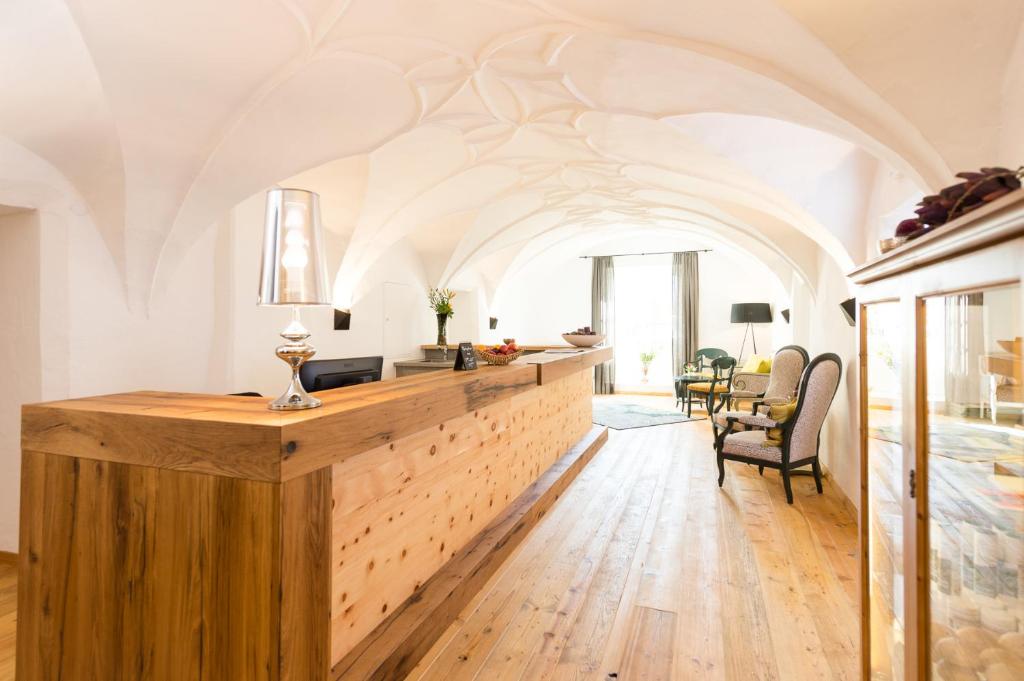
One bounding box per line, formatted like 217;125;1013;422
17;346;612;681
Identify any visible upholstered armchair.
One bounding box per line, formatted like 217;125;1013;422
728;372;771;409
712;345;810;439
714;353;842;504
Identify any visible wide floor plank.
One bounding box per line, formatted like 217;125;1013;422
0;558;15;681
619;606;676;680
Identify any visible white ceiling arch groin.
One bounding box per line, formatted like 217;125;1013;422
499;216;810;290
0;0;125;276
472;221;799;319
5;0;1020;313
437;196;823;297
473;212;806;294
0;137;92;235
329;109;866;306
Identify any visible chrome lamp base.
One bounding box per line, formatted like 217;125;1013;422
269;308;322;411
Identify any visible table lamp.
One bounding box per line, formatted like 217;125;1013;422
258;188;331;410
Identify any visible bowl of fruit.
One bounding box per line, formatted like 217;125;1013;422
477;339;523;365
561;327;606;347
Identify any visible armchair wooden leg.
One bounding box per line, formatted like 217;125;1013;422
781;468;794;504
758;465;764;476
717;453;725;487
811;458;823;494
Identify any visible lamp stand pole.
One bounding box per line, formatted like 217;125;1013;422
737;322;761;360
269;306;321;411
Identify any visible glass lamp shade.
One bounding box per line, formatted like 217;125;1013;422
258;188;331;306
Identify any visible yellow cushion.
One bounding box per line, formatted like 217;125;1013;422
741;354;772;374
687;382;729;394
765;399;798;446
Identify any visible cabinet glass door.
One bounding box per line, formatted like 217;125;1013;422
865;301;907;680
923;284;1023;679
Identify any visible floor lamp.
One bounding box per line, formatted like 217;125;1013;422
731;303;773;360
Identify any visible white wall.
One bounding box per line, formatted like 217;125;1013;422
66;212;228;397
802;252;860;508
494;237;789;384
491;256;592;347
0;202;232;552
696;253;783;361
0;209;41;550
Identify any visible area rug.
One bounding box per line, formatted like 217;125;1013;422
871;422;1024;463
592;402;704;430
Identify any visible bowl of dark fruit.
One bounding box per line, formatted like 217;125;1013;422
561;327;606;347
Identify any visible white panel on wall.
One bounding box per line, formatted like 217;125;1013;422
383;281;417;358
0;209;41;552
442;289;479;346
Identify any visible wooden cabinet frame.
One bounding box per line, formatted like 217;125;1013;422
852;192;1024;681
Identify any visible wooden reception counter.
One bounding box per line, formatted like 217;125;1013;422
16;346;611;681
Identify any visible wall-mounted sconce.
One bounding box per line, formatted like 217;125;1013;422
489;317;498;330
781;308;790;324
334;308;352;330
839;298;856;327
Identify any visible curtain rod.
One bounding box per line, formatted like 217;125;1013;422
578;249;711;259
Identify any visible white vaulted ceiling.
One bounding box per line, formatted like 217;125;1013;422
2;0;1022;308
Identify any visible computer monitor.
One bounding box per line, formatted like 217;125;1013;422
299;356;384;392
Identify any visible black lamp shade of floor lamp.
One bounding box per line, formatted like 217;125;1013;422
731;303;772;359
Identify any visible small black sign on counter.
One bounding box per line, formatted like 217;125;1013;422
453;342;478;371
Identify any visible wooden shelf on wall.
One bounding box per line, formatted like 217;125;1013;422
850;190;1024;285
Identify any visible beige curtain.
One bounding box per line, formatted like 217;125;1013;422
591;256;615;394
672;252;699;377
944;292;984;416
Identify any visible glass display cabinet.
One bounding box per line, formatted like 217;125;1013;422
851;192;1024;681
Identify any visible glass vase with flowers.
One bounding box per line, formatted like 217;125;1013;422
428;287;456;360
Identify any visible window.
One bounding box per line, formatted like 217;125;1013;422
613;255;672;390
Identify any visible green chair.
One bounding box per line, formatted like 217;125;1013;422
683;356;737;417
693;347;728;372
675;348;728;410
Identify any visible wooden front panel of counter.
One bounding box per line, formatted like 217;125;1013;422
17;451;328;681
328;369;591;663
16;347;610;681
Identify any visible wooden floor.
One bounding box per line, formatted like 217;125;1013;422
0;396;859;681
0;557;14;681
408;395;860;681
